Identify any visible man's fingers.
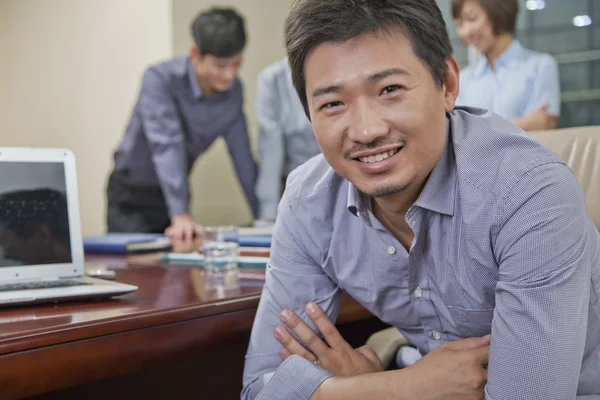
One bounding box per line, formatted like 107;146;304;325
280;348;292;360
185;225;195;240
280;309;331;357
274;325;317;362
471;344;490;367
194;224;203;237
446;335;490;350
306;302;351;350
356;345;383;367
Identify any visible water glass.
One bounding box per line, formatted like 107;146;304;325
202;226;240;291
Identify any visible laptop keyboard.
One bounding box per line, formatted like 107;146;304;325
0;279;91;292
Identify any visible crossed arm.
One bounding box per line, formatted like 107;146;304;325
274;302;490;400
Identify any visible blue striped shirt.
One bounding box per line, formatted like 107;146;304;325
254;58;321;219
242;107;600;399
114;57;258;218
456;41;561;120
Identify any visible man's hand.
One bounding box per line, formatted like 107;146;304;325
406;335;490;400
514;103;559;131
164;214;202;240
275;302;383;376
310;335;490;400
169;236;202;253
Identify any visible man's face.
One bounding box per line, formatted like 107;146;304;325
192;47;243;94
304;31;458;198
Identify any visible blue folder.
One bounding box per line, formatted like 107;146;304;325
83;233;171;254
238;234;272;247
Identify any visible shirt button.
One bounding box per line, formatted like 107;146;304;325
432;331;442;340
414;287;423;298
387;246;396;255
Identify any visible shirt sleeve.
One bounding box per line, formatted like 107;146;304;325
223;82;259;218
254;69;285;220
487;161;594;400
522;55;561;116
138;67;189;217
241;182;342;399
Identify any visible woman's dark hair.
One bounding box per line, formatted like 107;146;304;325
452;0;519;35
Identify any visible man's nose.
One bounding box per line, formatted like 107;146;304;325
347;98;389;144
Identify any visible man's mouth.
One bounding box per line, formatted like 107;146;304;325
356;147;401;163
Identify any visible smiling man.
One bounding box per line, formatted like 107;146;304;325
242;1;600;399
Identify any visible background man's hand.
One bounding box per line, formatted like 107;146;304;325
165;214;202;240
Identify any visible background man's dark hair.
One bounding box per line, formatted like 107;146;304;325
285;0;453;116
452;0;519;35
191;7;246;58
0;188;71;248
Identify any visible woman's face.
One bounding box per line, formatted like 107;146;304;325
455;0;497;55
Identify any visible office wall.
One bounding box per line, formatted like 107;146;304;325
0;5;7;132
1;0;173;235
172;0;293;226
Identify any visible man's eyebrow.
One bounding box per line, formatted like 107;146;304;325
367;68;410;83
312;85;342;99
311;68;411;99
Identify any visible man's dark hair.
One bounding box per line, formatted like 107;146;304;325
285;0;454;116
452;0;519;35
191;7;246;58
0;189;71;248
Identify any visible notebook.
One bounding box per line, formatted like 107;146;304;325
83;233;171;254
161;252;269;267
0;147;138;307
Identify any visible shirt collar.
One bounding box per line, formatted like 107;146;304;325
473;40;524;77
411;117;456;216
347;183;373;225
347;116;456;219
187;58;203;99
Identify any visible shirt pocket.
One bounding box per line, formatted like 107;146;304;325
447;306;494;338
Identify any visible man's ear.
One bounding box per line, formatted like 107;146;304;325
443;57;460;113
189;45;201;62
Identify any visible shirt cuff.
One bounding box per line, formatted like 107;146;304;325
256;355;334;400
166;197;189;218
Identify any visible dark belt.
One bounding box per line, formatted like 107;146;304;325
110;169;163;194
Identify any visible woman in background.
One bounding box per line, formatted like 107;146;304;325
453;0;561;130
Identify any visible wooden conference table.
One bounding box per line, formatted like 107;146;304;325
0;242;387;400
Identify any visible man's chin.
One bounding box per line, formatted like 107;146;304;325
362;183;410;198
212;83;232;93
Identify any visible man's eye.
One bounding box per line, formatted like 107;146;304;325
321;101;343;110
381;85;403;95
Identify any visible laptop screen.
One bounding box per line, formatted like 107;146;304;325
0;162;73;267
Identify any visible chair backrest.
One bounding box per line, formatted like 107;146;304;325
529;126;600;230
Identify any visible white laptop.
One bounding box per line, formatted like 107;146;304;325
0;147;137;307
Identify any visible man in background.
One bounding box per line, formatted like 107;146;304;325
255;58;320;221
108;7;258;239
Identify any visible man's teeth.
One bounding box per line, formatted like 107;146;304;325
359;148;400;163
